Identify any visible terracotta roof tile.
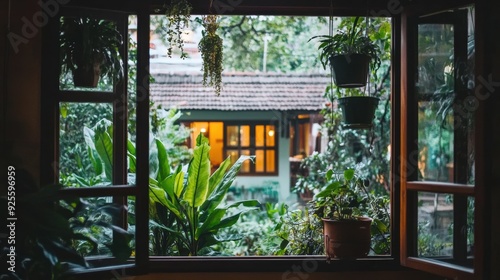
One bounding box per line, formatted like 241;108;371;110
150;72;330;111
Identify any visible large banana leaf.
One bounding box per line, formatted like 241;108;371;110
155;138;171;182
184;135;211;208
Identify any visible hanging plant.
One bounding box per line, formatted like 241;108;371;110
164;0;192;58
199;15;224;96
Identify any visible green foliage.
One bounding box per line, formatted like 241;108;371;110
0;171;132;280
310;16;381;72
149;134;260;255
219;16;327;72
276;206;324;255
313;169;368;220
198;15;224;96
163;0;192;58
60;17;124;84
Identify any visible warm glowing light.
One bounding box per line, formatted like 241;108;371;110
268;130;275;137
200;128;207;133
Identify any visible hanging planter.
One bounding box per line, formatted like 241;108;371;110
199;14;224;96
330;54;370;88
164;0;192;58
60;17;124;88
338;96;379;129
310;16;381;88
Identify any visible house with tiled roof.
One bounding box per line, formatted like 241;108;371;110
150;71;330;202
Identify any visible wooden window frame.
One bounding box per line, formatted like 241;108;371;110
223;121;279;176
37;0;491;277
399;1;483;279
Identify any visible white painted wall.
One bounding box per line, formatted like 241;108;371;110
179;110;294;203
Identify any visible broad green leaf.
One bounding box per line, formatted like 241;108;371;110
174;170;185;198
127;139;136;173
155;138;171;181
94;129;113;181
87;146;103;176
196;208;226;239
344;169;355;181
201;155;254;215
149;185;182;219
207;156;231;196
314;181;341;199
184;140;210;207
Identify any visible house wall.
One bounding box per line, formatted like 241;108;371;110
181;110;293;203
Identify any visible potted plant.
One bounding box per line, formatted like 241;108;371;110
312;168;373;260
312;17;381;128
60;17;124;88
311;16;381;88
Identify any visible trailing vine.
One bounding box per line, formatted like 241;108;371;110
199;14;224;95
164;0;192;58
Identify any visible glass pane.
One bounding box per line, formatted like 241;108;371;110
266;125;276;147
59;16;123;92
59;103;113;187
128;15;137;184
69;196;133;264
416;23;454;183
255;150;265;172
240;125;250;147
416;9;475;185
266;150;276;173
256;125;264;147
226;126;239;146
417;192;454;257
417;101;454;182
467;196;474;258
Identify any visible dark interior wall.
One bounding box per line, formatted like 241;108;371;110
2;0;499;279
486;0;500;278
2;0;42;183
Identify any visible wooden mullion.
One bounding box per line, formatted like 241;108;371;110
41;13;61;186
112;13;130;232
59;185;136;197
390;13;402;259
406;181;474;195
58;91;116;103
452;9;470;266
134;7;150;273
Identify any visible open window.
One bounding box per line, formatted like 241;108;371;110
400;2;479;278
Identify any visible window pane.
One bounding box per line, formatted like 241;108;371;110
266;150;276;173
59;102;113;187
226;126;239;146
240;125;250;147
266;125;276;147
255;150;265;172
417;101;454;182
59;16;122;92
417;192;453;258
69;196;133;265
256;125;264;147
467;196;474;258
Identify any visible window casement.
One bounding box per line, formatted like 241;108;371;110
41;6;150;273
38;0;484;278
400;2;482;279
224;122;278;175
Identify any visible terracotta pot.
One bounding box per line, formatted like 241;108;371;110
322;217;372;260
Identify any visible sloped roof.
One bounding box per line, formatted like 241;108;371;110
150;72;330;111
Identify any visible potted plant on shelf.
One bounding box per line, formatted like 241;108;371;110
60;17;124;88
312;168;373;260
311;16;381;129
